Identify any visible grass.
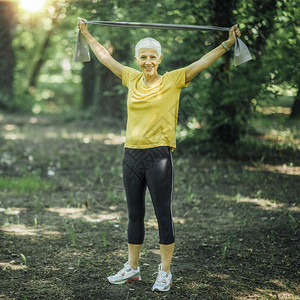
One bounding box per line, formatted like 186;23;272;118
0;176;52;194
20;253;27;266
288;214;298;235
71;224;76;247
101;231;108;247
222;239;230;259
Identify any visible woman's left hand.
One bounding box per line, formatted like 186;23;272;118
77;17;89;36
226;25;241;47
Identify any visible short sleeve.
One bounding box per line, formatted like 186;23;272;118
166;68;190;89
122;66;141;87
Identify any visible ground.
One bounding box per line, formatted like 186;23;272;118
0;112;299;300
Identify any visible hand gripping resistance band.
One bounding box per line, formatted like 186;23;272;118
73;20;252;66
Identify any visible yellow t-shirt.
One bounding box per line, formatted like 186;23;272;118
122;66;189;151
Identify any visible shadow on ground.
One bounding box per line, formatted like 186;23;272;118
0;114;299;299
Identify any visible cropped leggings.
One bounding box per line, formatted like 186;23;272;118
122;146;175;245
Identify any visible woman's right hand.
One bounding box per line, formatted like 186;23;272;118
77;17;88;35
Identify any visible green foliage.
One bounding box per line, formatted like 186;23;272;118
0;176;51;194
222;239;230;259
20;253;27;265
263;0;299;86
0;1;17;111
288;214;298;235
261;0;300;117
12;1;83;113
178;0;300;149
2;0;298;148
71;224;76;246
101;231;107;247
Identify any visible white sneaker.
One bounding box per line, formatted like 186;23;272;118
107;262;141;285
152;264;172;292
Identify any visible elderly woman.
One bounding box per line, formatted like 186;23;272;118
77;18;241;292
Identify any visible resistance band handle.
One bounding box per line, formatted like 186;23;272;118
73;29;90;62
73;20;252;66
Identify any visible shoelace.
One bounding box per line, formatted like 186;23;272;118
153;270;169;283
117;263;131;275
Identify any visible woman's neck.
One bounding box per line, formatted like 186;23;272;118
143;73;161;86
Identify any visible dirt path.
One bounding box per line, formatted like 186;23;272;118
0;114;299;299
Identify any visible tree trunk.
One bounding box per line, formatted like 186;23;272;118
28;28;55;92
27;1;63;94
290;88;300;118
81;36;128;117
81;58;103;110
207;0;238;144
0;1;16;110
100;67;123;117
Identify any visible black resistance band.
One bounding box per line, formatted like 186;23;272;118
73;20;252;66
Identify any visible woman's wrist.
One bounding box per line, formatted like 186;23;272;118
221;41;230;51
225;39;235;48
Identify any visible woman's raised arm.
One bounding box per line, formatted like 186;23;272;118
185;25;241;83
77;18;125;79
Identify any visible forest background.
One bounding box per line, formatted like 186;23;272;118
0;0;299;299
1;0;299;148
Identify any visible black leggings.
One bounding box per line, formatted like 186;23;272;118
122;146;175;245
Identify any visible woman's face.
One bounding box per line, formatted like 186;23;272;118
135;48;162;76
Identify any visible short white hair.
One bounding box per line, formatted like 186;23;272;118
135;37;162;58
